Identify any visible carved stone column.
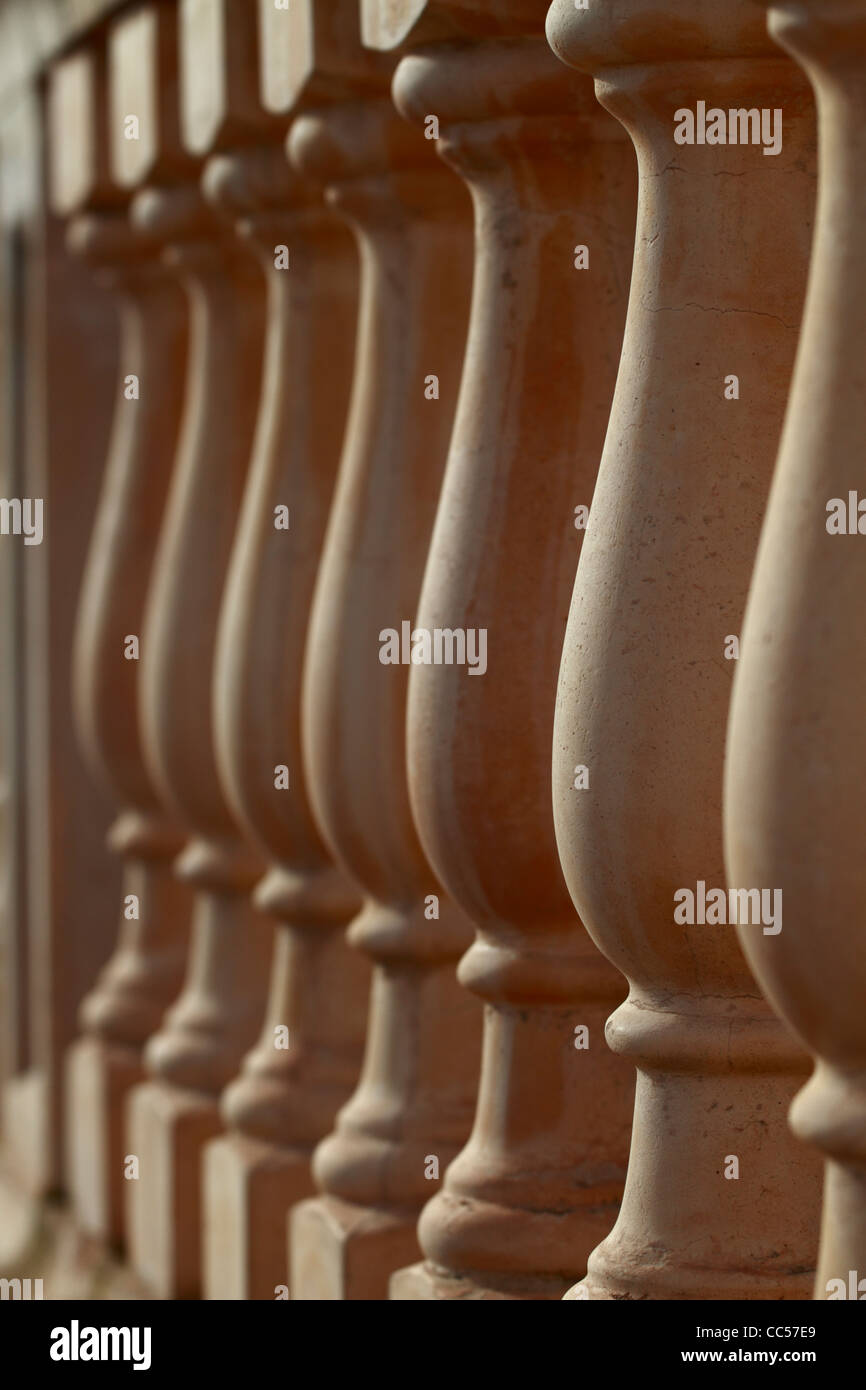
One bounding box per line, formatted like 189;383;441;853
287;57;480;1301
361;0;636;1302
201;0;386;1301
59;1;194;1251
126;0;274;1299
2;39;120;1202
548;0;822;1298
725;0;866;1302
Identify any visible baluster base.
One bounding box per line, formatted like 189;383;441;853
125;1080;222;1298
290;1195;419;1301
565;1067;820;1301
814;1160;866;1300
202;1135;314;1300
390;1261;569;1301
2;1071;52;1197
64;1037;144;1245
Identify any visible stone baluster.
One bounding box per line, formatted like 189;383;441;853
547;0;822;1298
724;0;866;1302
201;0;387;1302
287;46;481;1302
60;1;194;1252
126;0;276;1299
5;40;122;1204
362;0;637;1302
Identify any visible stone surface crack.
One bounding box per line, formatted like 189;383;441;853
656;302;796;330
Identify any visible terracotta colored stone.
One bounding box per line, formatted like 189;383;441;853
126;0;276;1299
2;0;851;1308
724;0;866;1302
3;38;120;1200
360;0;637;1303
287;47;480;1301
201;0;386;1301
59;2;195;1250
548;0;822;1299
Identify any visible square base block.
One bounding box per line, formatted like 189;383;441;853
2;1070;52;1196
65;1036;143;1245
290;1195;420;1300
390;1261;532;1301
125;1079;221;1298
203;1134;314;1300
0;1159;40;1269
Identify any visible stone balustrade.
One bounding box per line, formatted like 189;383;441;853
725;0;866;1304
124;0;275;1299
286;19;481;1301
0;0;858;1305
55;0;194;1254
547;0;822;1300
364;0;637;1303
201;0;378;1302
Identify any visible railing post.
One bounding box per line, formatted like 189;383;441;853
59;0;194;1251
286;27;481;1300
2;36;121;1206
548;0;822;1298
362;0;638;1301
126;0;276;1299
725;0;866;1302
201;0;387;1301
